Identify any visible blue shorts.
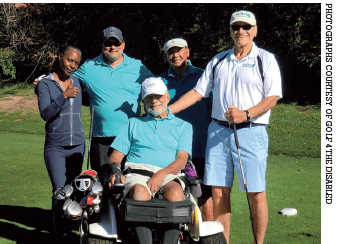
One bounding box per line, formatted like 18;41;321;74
203;121;268;193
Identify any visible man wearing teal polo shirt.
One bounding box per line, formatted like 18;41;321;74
108;77;192;243
74;27;153;171
158;36;214;222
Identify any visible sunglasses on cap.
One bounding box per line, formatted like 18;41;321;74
230;25;253;31
165;35;185;42
104;39;122;47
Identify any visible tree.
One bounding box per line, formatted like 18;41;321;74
0;3;320;104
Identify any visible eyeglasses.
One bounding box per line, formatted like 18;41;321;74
165;35;185;42
230;25;253;31
104;40;122;47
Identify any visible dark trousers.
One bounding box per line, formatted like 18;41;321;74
44;143;85;208
89;136;127;174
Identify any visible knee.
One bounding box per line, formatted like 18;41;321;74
249;191;267;206
130;184;151;201
212;186;231;202
164;183;184;202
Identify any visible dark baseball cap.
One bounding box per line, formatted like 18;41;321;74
102;27;123;42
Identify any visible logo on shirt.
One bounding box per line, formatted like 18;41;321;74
242;63;255;68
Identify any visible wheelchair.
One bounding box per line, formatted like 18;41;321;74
54;161;226;243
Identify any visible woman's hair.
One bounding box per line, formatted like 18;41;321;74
60;44;82;61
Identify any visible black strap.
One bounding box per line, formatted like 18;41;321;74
257;55;264;83
212;53;229;80
212;53;264;83
123;168;154;178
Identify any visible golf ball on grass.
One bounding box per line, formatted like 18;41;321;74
278;208;297;216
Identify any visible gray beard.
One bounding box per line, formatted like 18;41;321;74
103;52;122;63
146;102;168;117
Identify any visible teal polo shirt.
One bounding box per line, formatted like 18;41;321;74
158;62;212;158
74;53;153;137
111;109;193;169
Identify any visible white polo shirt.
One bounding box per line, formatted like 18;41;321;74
195;42;282;125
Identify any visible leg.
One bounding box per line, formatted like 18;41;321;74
232;126;269;243
65;143;85;185
212;186;231;244
193;157;214;221
90;137;115;172
44;145;67;194
248;191;268;244
44;146;69;239
198;197;214;221
163;181;184;202
129;183;151;201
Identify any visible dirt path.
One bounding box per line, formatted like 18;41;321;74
0;95;39;113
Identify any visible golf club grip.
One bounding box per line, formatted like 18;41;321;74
233;124;240;149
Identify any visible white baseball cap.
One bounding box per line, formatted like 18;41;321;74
164;37;188;53
141;77;168;100
230;10;256;26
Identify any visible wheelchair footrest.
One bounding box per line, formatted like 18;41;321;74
122;198;193;224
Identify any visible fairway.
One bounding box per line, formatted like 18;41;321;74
0;132;320;243
0;91;320;243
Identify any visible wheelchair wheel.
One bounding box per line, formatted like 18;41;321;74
200;232;227;244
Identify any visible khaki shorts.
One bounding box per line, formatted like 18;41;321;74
124;162;185;198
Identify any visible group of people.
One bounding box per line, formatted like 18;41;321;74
36;10;282;244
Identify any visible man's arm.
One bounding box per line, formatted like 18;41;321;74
226;96;278;124
168;89;203;114
108;149;126;188
147;150;189;194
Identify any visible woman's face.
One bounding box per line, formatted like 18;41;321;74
59;49;81;77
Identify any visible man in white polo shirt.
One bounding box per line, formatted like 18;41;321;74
169;10;282;244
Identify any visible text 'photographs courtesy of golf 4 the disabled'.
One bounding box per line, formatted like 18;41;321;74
324;3;333;206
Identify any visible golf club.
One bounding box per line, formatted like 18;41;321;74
91;181;103;195
87;106;95;170
63;198;73;212
233;124;258;244
65;201;83;219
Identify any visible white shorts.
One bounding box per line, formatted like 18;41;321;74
124;162;185;198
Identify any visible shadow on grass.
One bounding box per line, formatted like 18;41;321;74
0;205;80;243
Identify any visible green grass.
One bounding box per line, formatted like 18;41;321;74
267;103;320;158
0;84;320;243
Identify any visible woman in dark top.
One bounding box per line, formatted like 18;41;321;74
36;45;85;239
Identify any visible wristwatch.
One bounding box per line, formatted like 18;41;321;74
244;110;250;120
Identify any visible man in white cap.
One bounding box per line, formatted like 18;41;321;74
168;10;282;243
158;35;214;222
107;77;193;243
108;77;192;201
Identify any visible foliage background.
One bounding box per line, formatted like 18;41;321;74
0;3;320;104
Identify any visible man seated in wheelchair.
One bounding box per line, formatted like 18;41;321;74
107;77;192;203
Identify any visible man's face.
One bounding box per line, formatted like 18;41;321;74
59;49;81;76
144;93;170;117
230;21;257;48
101;37;125;62
166;46;190;68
